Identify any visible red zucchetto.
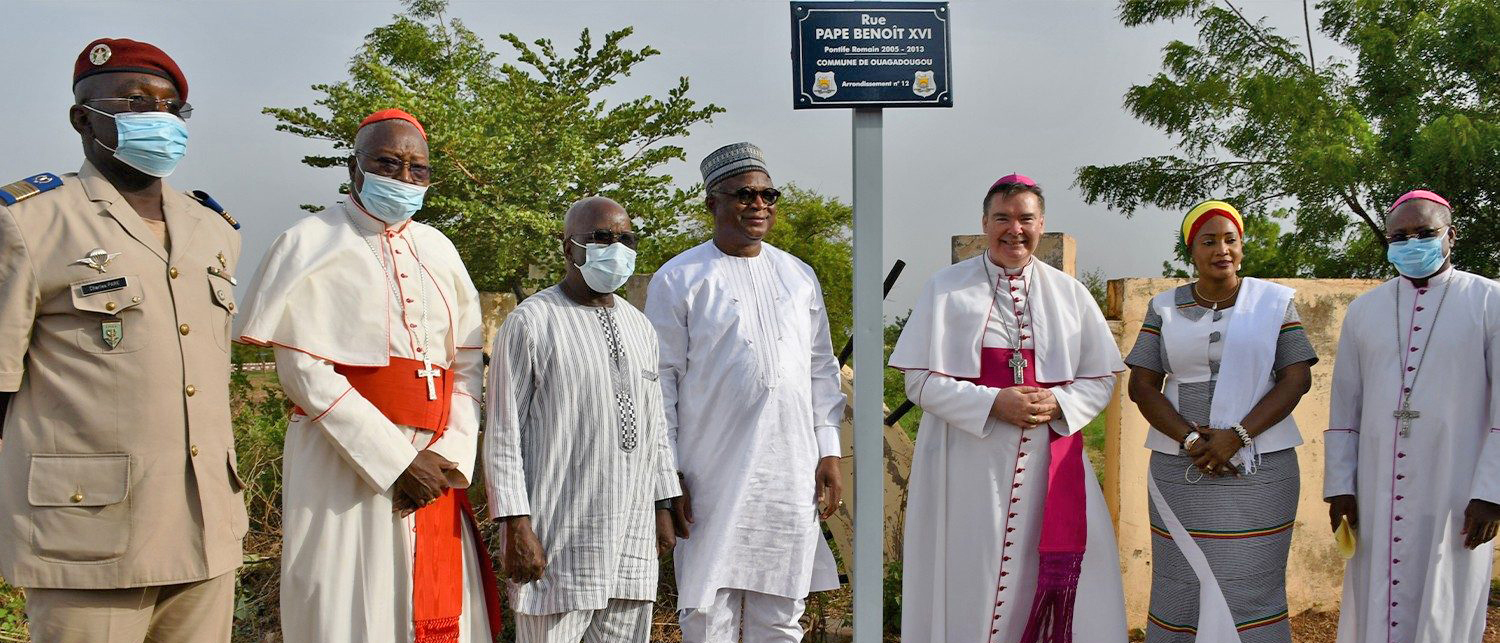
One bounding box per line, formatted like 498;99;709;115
359;109;427;140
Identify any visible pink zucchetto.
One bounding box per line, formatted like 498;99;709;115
1389;189;1451;212
989;173;1038;191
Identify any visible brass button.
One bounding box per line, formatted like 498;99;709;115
70;493;84;504
227;302;235;312
131;296;142;303
169;267;179;279
179;324;191;335
185;384;197;397
104;301;117;311
190;445;199;457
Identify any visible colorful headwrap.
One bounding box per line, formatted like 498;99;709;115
989;173;1038;191
1181;200;1244;248
1389;189;1451;212
359;108;427;140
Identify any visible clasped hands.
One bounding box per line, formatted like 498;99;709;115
1185;426;1244;478
392;449;458;516
991;386;1061;430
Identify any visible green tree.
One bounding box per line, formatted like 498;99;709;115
264;0;723;295
1077;0;1500;278
661;183;855;347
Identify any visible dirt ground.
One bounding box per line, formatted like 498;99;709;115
1289;606;1500;643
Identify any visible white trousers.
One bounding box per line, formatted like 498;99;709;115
512;599;653;643
678;588;806;643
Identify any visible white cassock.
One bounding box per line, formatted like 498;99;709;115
889;256;1127;643
1324;267;1500;643
237;200;496;643
644;241;844;611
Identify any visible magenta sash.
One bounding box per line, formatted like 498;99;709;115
965;347;1086;643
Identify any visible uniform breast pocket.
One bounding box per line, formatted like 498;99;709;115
208;273;237;352
70;275;151;354
27;454;132;563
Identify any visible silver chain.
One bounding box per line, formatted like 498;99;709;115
1393;275;1452;413
981;253;1031;351
346;209;432;360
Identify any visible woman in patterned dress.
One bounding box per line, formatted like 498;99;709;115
1125;200;1318;643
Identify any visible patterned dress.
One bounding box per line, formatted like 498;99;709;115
1125;285;1317;643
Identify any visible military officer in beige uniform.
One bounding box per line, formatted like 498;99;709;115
0;38;245;643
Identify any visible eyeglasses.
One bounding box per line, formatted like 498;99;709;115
570;230;639;249
1386;226;1447;244
712;187;781;206
356;153;431;182
83;95;193;119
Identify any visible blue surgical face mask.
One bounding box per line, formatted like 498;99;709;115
356;168;428;224
1386;232;1448;279
572;240;637;293
85;105;189;178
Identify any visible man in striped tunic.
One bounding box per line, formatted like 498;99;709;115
484;196;682;643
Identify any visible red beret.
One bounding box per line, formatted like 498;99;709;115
74;38;188;101
359;109;427;140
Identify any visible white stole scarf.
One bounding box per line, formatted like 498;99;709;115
1159;277;1294;472
890;255;1121;383
1150;276;1293;643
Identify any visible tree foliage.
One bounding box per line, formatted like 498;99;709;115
1079;0;1500;277
264;0;723;294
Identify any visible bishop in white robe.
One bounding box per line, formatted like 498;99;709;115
646;143;845;643
890;174;1127;643
484;197;681;643
1324;190;1500;643
236;110;500;643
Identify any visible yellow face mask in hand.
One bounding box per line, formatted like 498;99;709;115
1335;516;1357;559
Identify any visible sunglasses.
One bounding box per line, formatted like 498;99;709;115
712;187;781;206
570;229;639;249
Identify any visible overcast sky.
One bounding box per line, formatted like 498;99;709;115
2;0;1341;316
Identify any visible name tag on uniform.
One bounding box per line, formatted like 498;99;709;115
78;276;127;296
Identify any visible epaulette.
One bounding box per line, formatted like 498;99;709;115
0;173;63;207
188;189;239;229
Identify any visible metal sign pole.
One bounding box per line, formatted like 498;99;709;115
851;106;884;643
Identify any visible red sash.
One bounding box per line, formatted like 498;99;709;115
963;348;1086;643
297;356;503;641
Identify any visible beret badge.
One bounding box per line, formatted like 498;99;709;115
89;43;112;66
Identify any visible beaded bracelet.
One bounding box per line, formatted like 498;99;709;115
1230;424;1253;447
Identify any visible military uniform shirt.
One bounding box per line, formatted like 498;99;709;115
0;161;246;589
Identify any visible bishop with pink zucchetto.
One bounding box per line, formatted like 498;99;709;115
890;174;1127;643
1324;188;1500;643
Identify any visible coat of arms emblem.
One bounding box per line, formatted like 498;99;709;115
913;71;936;97
813;71;838;98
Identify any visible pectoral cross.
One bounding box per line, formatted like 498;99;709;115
1393;397;1420;438
416;354;441;401
1009;351;1028;386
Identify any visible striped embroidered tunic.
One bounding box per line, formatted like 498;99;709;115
483;287;681;615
